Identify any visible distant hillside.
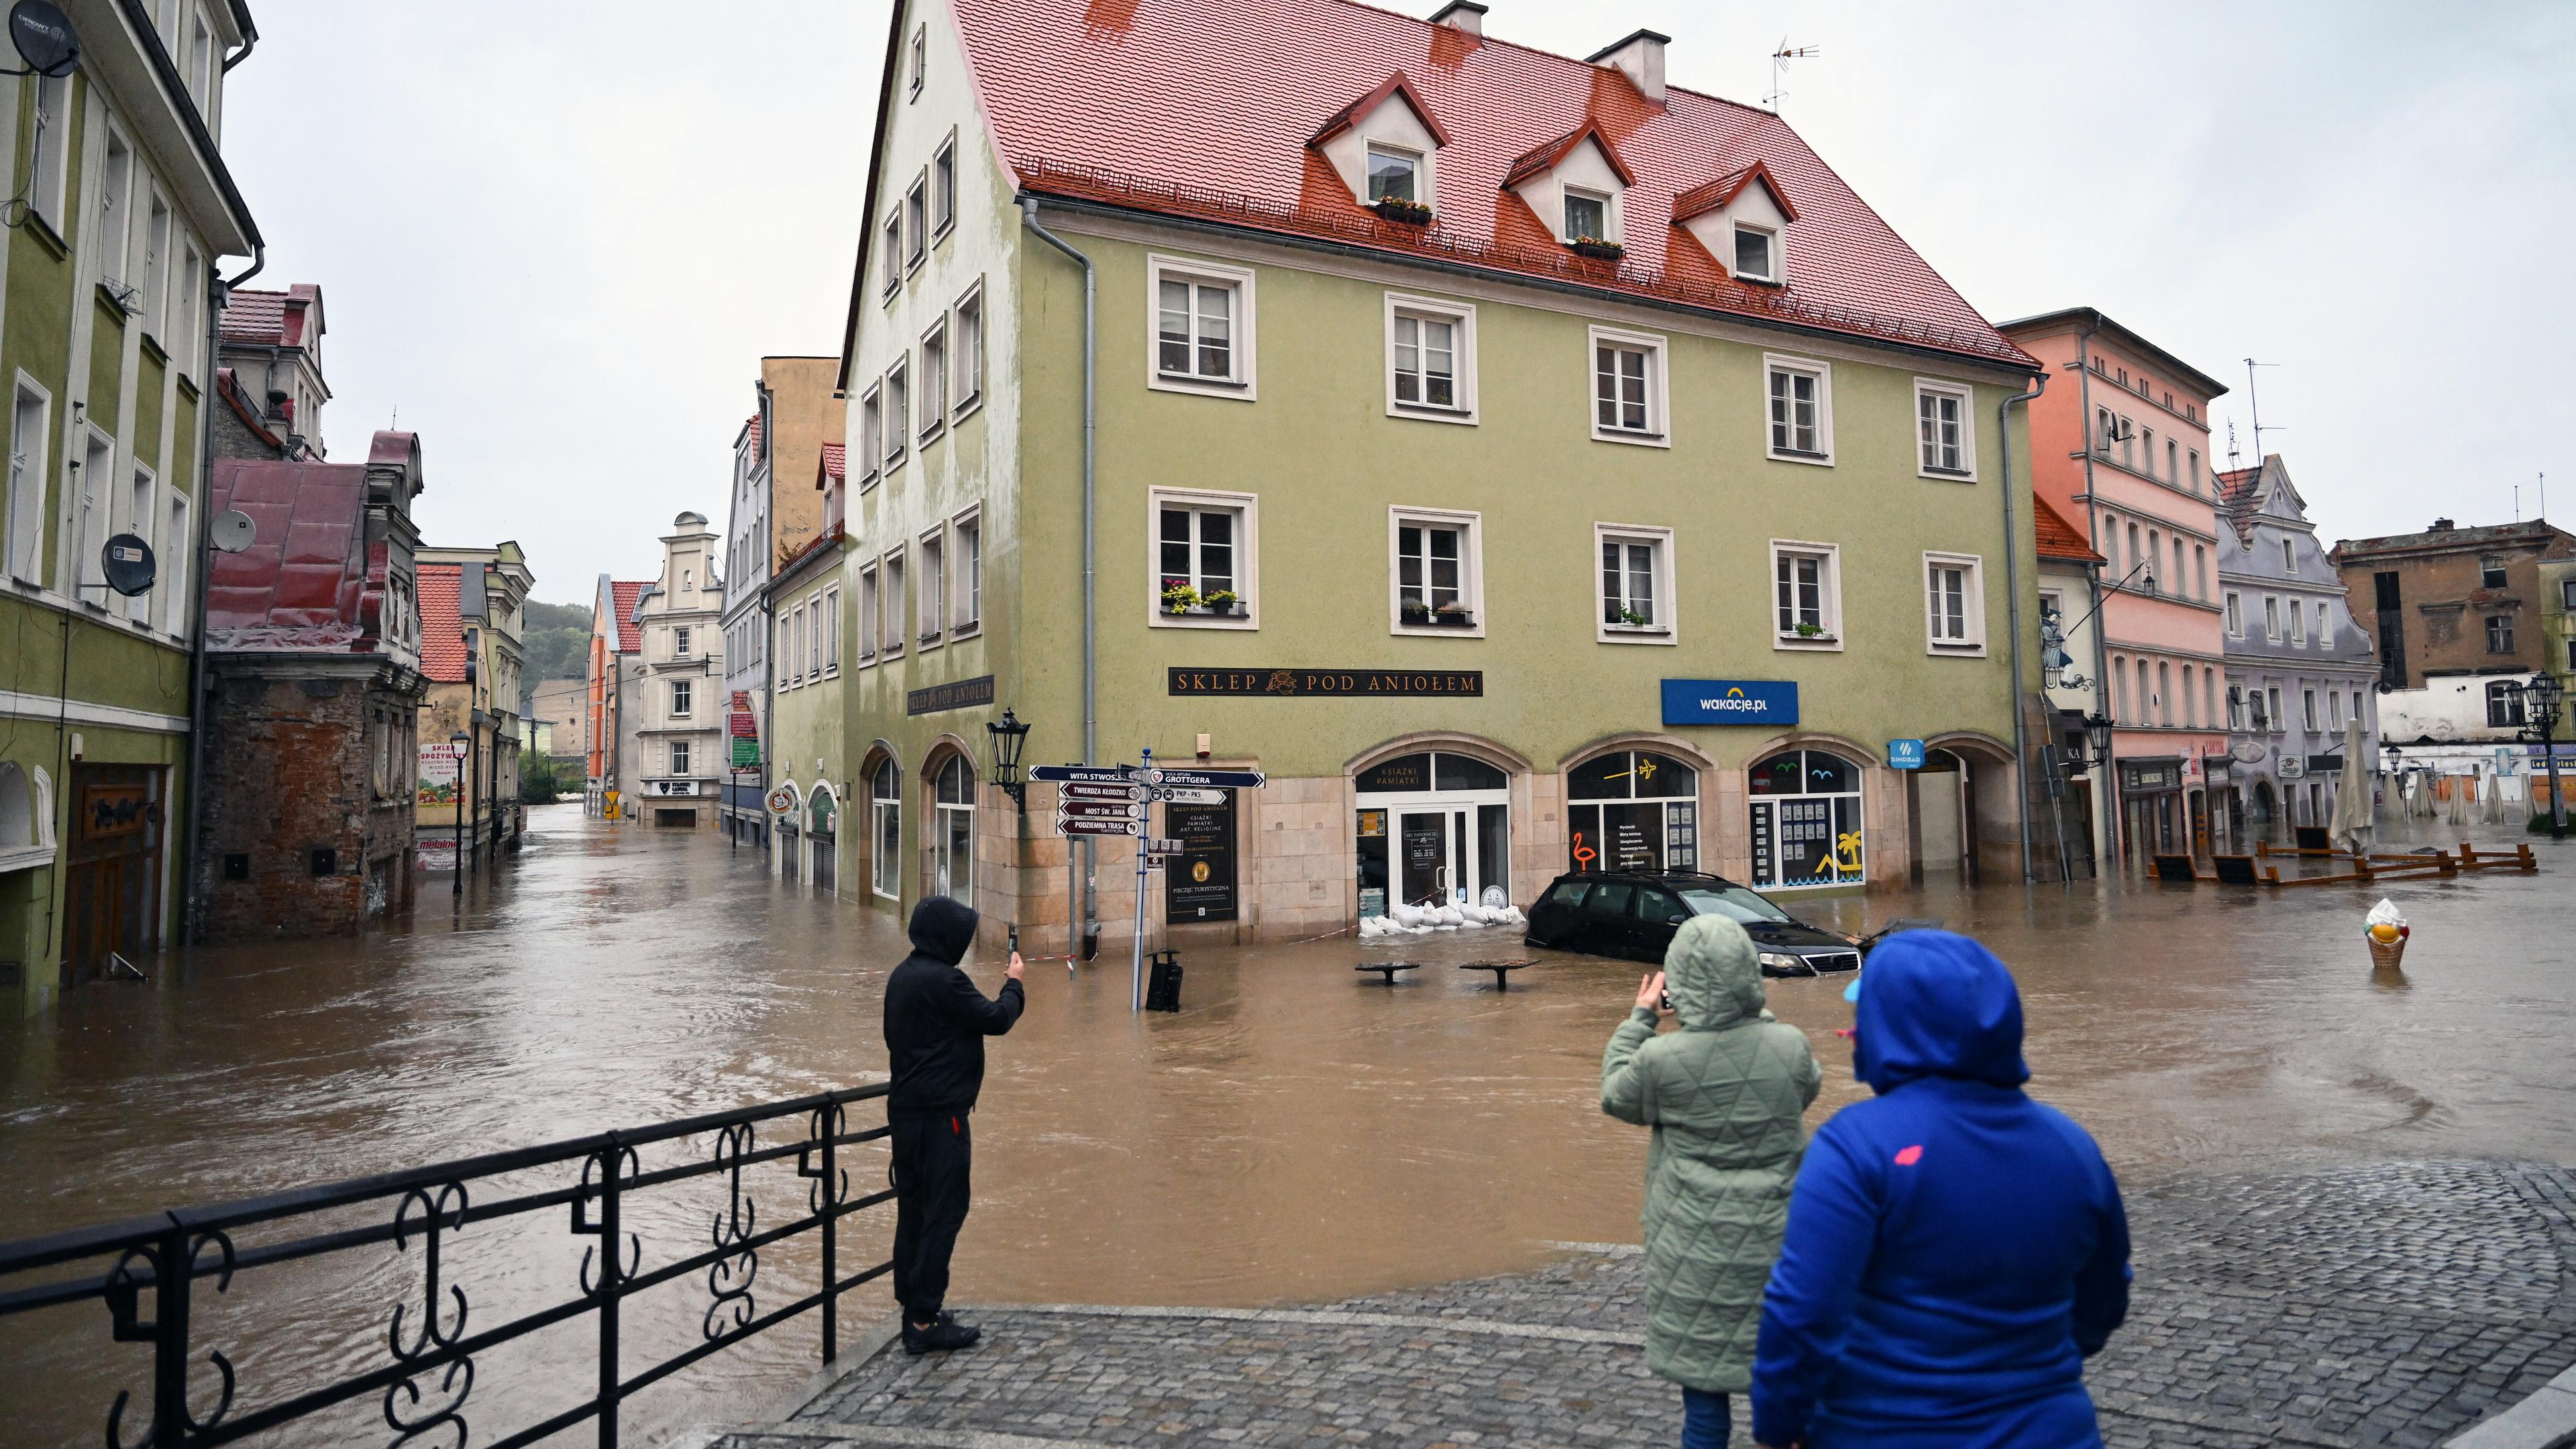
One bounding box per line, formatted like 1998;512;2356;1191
520;600;596;710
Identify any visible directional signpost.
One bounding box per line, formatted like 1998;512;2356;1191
1029;753;1269;1010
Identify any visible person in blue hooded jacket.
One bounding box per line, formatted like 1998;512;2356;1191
1749;931;2129;1449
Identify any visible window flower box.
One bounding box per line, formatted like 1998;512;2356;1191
1161;579;1201;615
1370;197;1434;227
1783;625;1838;644
1568;236;1625;262
1203;592;1246;619
1403;601;1476;627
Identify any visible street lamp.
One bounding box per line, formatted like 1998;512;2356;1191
2516;674;2567;839
986;707;1030;810
2082;712;2120;865
449;730;472;898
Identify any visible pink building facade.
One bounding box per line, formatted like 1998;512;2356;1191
2004;309;2230;863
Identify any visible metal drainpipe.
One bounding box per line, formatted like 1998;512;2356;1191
1018;197;1097;948
181;259;226;943
1998;367;2048;885
2074;321;2117;868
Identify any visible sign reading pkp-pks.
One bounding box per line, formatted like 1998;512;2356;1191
1661;679;1799;727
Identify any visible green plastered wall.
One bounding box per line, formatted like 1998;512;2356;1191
1002;223;2035;782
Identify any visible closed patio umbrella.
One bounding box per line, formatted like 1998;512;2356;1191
2329;720;2374;854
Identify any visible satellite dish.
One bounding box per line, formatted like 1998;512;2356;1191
208;508;256;554
101;533;155;597
7;1;78;78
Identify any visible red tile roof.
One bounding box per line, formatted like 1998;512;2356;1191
2033;492;2104;565
745;414;763;462
1501;117;1635;189
220;283;321;348
610;580;647;653
1310;70;1452;148
203;459;373;646
818;441;846;491
1672;160;1796;223
959;0;2029;365
419;563;468;682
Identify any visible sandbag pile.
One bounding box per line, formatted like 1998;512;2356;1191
1358;900;1526;936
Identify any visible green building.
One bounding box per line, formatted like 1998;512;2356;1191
0;1;260;1013
798;0;2045;951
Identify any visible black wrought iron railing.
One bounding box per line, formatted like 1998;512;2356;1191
0;1083;894;1447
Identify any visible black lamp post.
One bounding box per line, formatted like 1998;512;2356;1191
986;707;1030;810
449;730;472;898
2517;674;2567;839
2082;712;2119;863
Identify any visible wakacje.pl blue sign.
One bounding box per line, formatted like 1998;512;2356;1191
1887;739;1927;769
1661;679;1799;727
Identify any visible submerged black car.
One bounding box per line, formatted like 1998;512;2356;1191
1522;870;1864;976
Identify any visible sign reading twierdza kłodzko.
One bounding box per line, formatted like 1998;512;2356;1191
1660;679;1799;727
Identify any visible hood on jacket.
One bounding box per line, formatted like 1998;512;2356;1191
1662;914;1766;1031
906;895;979;966
1851;929;2029;1093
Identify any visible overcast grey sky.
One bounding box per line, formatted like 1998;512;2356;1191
223;1;2576;605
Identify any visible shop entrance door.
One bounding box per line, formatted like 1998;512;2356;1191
1393;805;1509;908
63;765;164;984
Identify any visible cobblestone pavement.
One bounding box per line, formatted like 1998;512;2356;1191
710;1160;2576;1449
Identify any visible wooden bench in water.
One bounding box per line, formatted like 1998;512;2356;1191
1354;961;1421;985
2155;841;2534;889
1460;959;1536;991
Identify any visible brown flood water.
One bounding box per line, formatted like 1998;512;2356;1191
3;802;2571;1444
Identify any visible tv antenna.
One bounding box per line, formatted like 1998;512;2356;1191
1765;40;1819;113
2224;419;2241;472
2244;358;2284;460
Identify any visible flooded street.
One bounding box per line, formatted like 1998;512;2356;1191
5;802;2573;1444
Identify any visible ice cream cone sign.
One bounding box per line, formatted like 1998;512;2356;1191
2365;898;2410;970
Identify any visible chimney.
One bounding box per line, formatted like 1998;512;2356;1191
1587;28;1669;103
1428;1;1484;34
2430;517;2455;532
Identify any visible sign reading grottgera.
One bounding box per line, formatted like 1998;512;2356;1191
1167;667;1483;698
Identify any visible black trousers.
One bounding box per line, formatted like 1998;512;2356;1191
889;1113;973;1322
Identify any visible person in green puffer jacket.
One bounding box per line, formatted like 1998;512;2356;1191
1602;914;1823;1449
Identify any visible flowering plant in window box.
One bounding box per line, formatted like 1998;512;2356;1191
1789;621;1836;641
1161;578;1201;615
1568;236;1625;262
1370;196;1434;227
1617;607;1652;628
1202;590;1245;618
1426;600;1476;627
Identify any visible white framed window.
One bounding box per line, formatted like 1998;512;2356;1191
2195;544;2208;600
2289;598;2304;643
2284;538;2299;573
2229;685;2247;731
1389;506;1482;637
1385;294;1475;422
1147;254;1256;398
1589;325;1668;445
121;463;156;623
30;72;69;231
2157;661;2173;725
175;244;201;378
883;358;909;471
1764;354;1833;463
857;385;882;488
76;431;112;603
872;757;902;900
1150;487;1256;629
858;563;880;663
2267;686;2284;733
953;508;981;633
881;209;902;299
1913;380;1974;479
2263;594;2280;640
2187;448;2200;493
142;197;170;341
1562;187;1609;244
160;492;189;635
1770;539;1842;649
671;679;693;717
881;546;906;657
1923;552;1986;655
1732;223;1778;282
905;172;928;272
2224;591;2243;636
673;625;690;657
952;282;984;418
822;587;841;675
1367;145;1421;203
1595;524;1673;644
2327;690;2343;731
907;23;926;95
7;377;52;584
97;133;132;286
671;741;691;775
2301;688;2318;733
918;527;945;647
932;133;957;240
918;319;948;443
934;754;975;902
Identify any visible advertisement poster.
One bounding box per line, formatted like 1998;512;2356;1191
418;839;458;872
417;743;464;806
1164;795;1238;922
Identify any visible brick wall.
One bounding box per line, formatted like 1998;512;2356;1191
197;667;421;943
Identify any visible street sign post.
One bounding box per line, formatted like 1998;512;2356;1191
1055;815;1141;837
1058;800;1144;822
1061;781;1150;803
1028;765;1138;785
1157;787;1225;805
1141;837;1184;856
1147;767;1267;790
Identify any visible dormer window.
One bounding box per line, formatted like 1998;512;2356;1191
1733;225;1777;282
1564;190;1608;244
1367;147;1419;203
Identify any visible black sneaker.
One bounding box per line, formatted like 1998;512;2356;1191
902;1311;981;1354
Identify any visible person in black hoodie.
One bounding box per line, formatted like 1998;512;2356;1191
881;895;1024;1354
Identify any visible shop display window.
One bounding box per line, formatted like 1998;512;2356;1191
1566;750;1698;875
1746;749;1864;889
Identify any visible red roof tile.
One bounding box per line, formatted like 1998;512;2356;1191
1672;160;1796;224
1310;70;1452;148
220;283;321;348
203;460;372;647
610;580;647;654
419;564;467;681
818;441;847;491
1501;117;1636;189
2033;493;2103;565
959;0;2029;366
